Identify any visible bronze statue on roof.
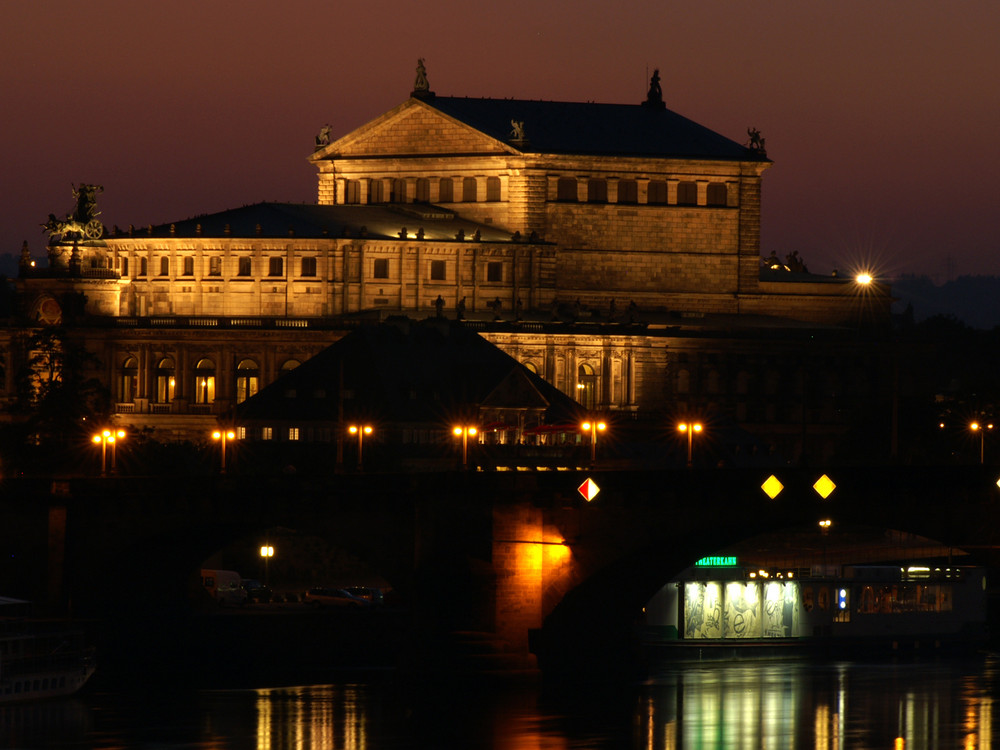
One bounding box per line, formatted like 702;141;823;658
411;58;434;99
642;69;665;109
747;127;767;157
41;183;104;242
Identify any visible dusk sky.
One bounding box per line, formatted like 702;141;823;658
5;2;999;282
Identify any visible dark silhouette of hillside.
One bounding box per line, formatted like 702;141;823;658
892;275;1000;330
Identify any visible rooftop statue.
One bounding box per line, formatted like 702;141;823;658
509;120;526;142
747;127;767;157
414;58;428;91
314;124;331;151
411;58;434;98
642;69;665;109
42;183;104;242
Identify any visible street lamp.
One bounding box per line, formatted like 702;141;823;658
581;419;606;463
92;428;125;475
971;421;994;465
348;424;373;471
677;421;703;469
212;429;236;474
452;425;478;468
260;544;274;586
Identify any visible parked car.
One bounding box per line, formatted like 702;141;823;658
241;579;272;603
342;586;384;606
303;587;369;608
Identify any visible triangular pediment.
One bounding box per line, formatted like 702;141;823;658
311;99;518;161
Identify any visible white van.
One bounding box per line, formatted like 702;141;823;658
201;569;247;605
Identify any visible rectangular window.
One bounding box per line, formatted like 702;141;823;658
617;180;638;204
587;179;608;203
288;427;299;441
373;258;389;279
647;181;668;205
268;257;283;276
237;426;246;440
345;180;361;204
415;178;430;202
121;257;129;276
462;177;477;202
439;178;454;202
430;259;445;281
369;180;384;203
262;426;272;440
238;256;252;276
486;176;501;202
208;257;221;276
487;261;502;282
182;257;194;276
159;257;169;276
677;181;698;206
139;257;147;277
301;257;317;276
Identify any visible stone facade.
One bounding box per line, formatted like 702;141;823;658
10;79;891;458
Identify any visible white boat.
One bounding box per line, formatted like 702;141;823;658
0;597;95;702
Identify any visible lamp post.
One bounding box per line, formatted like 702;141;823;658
260;544;274;586
581;419;606;463
677;421;703;469
971;421;994;465
348;425;373;471
212;429;236;474
92;429;125;475
452;425;478;468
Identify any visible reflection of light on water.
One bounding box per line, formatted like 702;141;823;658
254;685;367;750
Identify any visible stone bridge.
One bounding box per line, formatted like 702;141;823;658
5;465;1000;675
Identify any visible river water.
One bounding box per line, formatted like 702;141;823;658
3;656;998;749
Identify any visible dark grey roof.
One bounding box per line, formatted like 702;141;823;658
111;202;516;242
234;319;581;425
425;96;761;160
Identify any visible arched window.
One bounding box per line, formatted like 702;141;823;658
617;180;638;204
707;183;728;207
462;177;477;202
415;178;430;203
438;178;454;202
557;177;578;202
677;181;698;206
280;359;301;376
156;358;176;403
235;359;259;403
647;180;668;205
193;358;216;404
523;362;538;375
486;177;501;202
119;356;138;402
587;179;607;203
577;363;597;410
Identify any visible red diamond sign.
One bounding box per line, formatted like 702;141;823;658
578;477;600;502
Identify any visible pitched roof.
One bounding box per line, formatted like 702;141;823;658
113;202;516;242
424;96;760;160
234;319;580;425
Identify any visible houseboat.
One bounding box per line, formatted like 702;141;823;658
642;559;989;661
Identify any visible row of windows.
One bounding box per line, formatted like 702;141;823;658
344;177;502;205
119;357;300;405
371;258;503;282
125;256;317;279
555;178;729;206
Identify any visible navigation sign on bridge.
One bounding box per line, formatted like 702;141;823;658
578;477;600;502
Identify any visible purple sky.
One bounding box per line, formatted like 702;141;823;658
5;2;999;282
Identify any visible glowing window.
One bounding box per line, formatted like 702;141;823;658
119;356;138;402
193;358;216;404
235;359;259;404
155;357;176;403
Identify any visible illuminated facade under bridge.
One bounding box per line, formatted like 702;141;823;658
644;562;988;647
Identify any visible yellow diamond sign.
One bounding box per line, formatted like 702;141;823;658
761;475;784;499
813;474;836;499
